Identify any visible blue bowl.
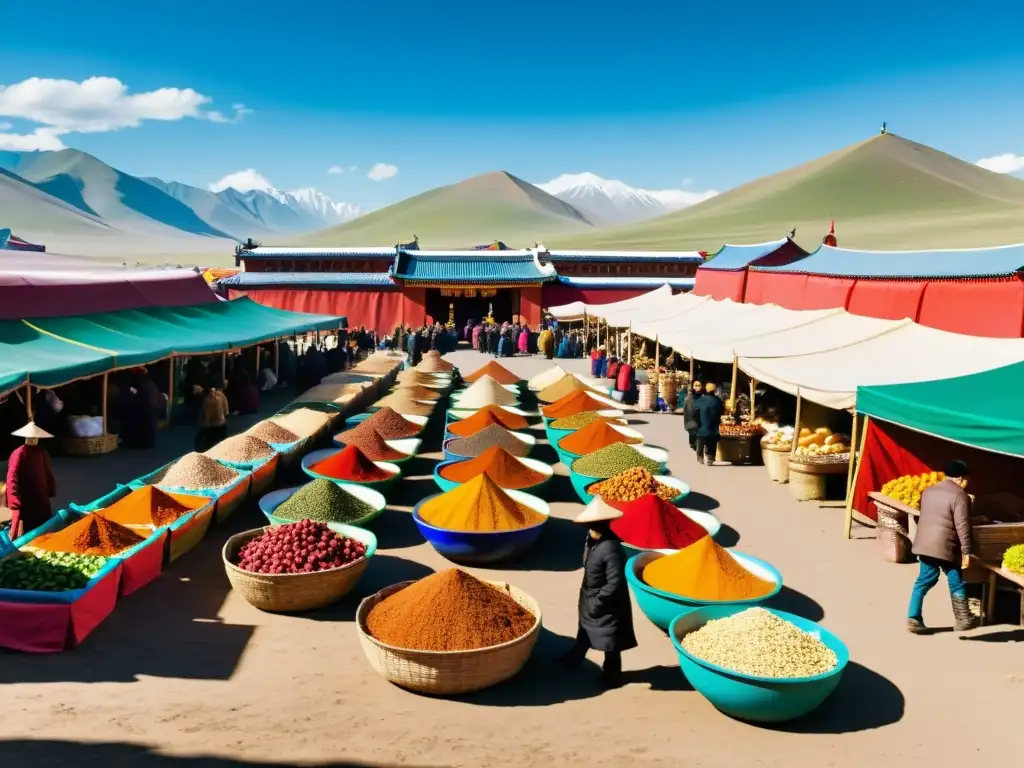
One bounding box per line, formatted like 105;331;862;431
669;606;849;723
441;432;536;463
568;465;604;504
411;490;550;565
259;484;387;529
626;550;782;630
432;456;555;494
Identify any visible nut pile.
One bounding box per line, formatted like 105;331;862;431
236;520;367;575
550;411;623;430
157;453;240;490
719;423;765;438
247;420;301;444
205;434;275;464
681;607;838;678
587;467;677;502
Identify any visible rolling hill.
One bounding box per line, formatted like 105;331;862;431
295;171;595;248
550;133;1024;251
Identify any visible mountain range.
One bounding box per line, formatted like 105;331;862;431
2;133;1024;263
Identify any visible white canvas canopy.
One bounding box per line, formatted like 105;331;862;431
631;298;760;348
731;311;905;358
603;291;709;328
739;323;1024;410
547;284;676;322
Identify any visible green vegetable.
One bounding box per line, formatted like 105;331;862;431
275;479;375;523
0;551;110;592
1003;544;1024;576
571;443;661;478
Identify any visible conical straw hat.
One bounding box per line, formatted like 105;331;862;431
573;496;623;525
12;421;54;439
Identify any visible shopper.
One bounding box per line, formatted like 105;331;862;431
693;382;724;465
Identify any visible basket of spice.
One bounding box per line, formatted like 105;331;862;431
669;606;848;723
223;521;376;612
260;478;387;530
586;467;690;506
716;421;765;465
625;538;782;630
412;475;549;564
204;434;281;496
554;421;644;466
301;446;401;491
433;446;553;494
569;444;667;504
442;424;536;463
134;453;250;525
356;569;542;695
267;408;338;467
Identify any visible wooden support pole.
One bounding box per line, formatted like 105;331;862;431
688;356;695;382
791;390;802;457
845;411;859;497
749;376;757;416
730;358;739;412
655;336;660;370
627;323;633;365
25;379;33;420
844;416;870;539
254;343;260;374
168;358;175;423
274;339;280;378
221;351;227;384
101;372;109;435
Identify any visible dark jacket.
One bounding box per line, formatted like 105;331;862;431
682;392;702;431
912;479;973;562
578;534;637;653
694;393;724;438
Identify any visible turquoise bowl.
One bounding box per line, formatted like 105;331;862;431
329;436;423;465
625;550;782;631
568;465;604;504
300;448;401;493
669;606;849;723
431;456;554;494
259;484;387;529
545;425;573;450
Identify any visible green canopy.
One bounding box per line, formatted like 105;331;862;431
25;315;176;368
0;321;116;389
857;361;1024;458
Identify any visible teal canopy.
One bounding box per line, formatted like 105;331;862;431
857;361;1024;458
0;299;344;394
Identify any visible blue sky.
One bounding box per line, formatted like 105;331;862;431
1;0;1023;211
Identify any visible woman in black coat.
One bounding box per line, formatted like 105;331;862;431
560;498;637;687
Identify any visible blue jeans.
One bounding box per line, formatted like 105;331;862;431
908;555;966;619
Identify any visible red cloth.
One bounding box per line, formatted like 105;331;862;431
853;420;1024;521
234;288;404;334
693;270;746;301
616;363;634;393
119;531;168;598
917;278;1024;337
5;444;56;538
846;280;926;321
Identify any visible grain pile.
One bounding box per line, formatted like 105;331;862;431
527;365;567;392
538;374;592;404
550;411;623;430
447;424;529;458
365;569;536;651
372;391;436;416
156;453;241;490
571;443;660;478
393;384;441;402
274;479;376;523
358;407;422;439
247;420;300;444
297;383;365;404
416;353;454;373
680;607;838;678
270;408;333;438
464;360;520;386
588;467;678;502
455;376;518;408
396;369;443;387
335;426;408;461
205;434;275;464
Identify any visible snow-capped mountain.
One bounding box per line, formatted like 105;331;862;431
287;187;361;224
538;172;718;224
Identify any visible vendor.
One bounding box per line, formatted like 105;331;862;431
907;460;978;634
694;381;724;466
682;380;703;451
5;422;56;538
560;498;637;688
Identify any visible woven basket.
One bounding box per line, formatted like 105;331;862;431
637;384;657;412
222;527;370;612
761;443;790;483
59;433;118;457
716;435;760;465
659;378;678;412
356;579;542;695
876;504;913;564
788;462;827;502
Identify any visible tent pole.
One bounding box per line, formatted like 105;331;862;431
688;356;694;383
167;358;175;424
102;372;109;435
730;358;739;413
791;390;802;457
274;339;280;379
254;343;260;375
655;336;660;371
25;378;33;420
844;416;870;539
845;411;859;498
221;351;227;384
627;323;633;365
749;376;757;416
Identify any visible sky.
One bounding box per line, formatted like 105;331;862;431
1;0;1024;212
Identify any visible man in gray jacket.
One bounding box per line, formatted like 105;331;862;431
907;460;978;633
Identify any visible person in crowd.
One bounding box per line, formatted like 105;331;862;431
557;331;572;359
234;369;260;415
693;382;724;466
277;340;296;389
195;379;229;452
682;380;704;451
518;324;529;356
34;389;66;438
488;324;500;357
4;422;57;539
538;327;555;359
907;460;978;634
119;369;160;450
472;322;483;351
303;343;328;389
560;499;637;688
463;319;474;342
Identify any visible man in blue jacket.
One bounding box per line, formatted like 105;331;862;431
693;382;724;466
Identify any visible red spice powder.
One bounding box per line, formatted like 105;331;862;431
336;426;407;461
609;493;708;550
311;445;394;482
542;390;609;419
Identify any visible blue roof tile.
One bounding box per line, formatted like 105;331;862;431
242;247;398;260
753;243;1024;279
216;272;397;289
557;276;694;289
393;250;557;284
544;249;703;263
701;240;790;271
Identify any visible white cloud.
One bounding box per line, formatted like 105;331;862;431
367;162;398;181
208;169;275;193
327;165;345;175
977;153;1024;174
0;76;248;151
349;165;358;173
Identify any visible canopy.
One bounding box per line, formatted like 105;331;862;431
857;362;1024;458
739;323;1024;410
0;320;115;391
602;291;707;328
547;284;676;321
732;311;905;358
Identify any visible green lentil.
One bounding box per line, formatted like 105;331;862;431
0;551;109;592
275;478;376;523
571;443;660;478
551;411;616;430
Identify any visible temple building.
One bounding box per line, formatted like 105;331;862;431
216;243;703;331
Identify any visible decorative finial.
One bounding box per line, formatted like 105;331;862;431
881;121;887;135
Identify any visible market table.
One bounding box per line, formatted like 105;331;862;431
970;556;1024;626
868;492;919;562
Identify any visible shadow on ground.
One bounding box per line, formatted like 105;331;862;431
766;586;826;622
496;515;584;573
683;492;720;512
714;523;740;547
0;741;434;768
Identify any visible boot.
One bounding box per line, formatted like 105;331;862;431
907;617;926;634
951;594;979;632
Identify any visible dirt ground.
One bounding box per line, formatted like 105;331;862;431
0;351;1020;768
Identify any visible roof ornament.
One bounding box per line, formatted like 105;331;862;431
822;219;837;247
788;227;797;239
880;121;887;135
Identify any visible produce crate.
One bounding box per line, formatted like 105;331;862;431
716;434;762;465
167;503;216;562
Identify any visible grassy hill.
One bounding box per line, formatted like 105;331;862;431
550;133;1024;251
296;171;594;248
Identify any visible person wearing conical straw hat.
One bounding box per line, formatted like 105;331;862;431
559;497;637;688
4;422;57;539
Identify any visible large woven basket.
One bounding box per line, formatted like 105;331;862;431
59;433;118;457
876;504;913;564
355;579;542;696
222;527;370;612
788;459;848;502
761;443;790;483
